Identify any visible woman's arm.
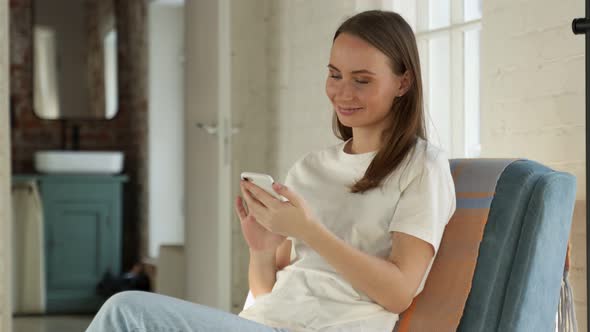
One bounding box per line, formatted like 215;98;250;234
276;239;292;270
300;224;434;314
240;179;435;311
248;239;292;298
248;250;276;298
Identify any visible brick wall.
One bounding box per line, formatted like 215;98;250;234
481;0;586;330
9;0;148;272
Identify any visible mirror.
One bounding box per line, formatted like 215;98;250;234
33;0;118;120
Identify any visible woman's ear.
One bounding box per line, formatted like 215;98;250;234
397;70;413;97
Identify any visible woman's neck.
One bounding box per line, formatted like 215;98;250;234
347;128;382;154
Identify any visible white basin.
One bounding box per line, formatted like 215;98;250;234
34;150;124;174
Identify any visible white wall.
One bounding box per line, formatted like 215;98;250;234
267;0;357;181
148;2;185;259
229;0;364;312
229;0;272;312
481;0;585;189
480;0;586;330
0;0;12;329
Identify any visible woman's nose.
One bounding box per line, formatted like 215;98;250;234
336;81;355;101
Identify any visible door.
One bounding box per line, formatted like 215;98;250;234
184;0;233;311
45;200;112;312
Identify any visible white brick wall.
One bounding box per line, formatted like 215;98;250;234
229;0;273;313
229;0;361;313
267;0;357;179
0;0;11;330
482;0;585;188
481;0;586;330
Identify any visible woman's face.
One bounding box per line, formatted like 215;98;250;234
326;33;405;131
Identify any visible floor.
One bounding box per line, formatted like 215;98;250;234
13;315;93;332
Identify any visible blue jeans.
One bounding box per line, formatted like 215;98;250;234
85;291;290;332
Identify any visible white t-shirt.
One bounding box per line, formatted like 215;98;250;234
238;137;456;332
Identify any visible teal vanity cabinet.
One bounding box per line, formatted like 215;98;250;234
13;174;128;313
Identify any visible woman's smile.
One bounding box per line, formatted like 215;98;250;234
336;105;365;115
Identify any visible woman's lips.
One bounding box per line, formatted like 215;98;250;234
336;106;364;115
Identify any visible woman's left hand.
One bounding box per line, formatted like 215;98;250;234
240;180;317;239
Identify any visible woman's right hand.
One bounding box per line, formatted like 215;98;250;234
235;195;286;253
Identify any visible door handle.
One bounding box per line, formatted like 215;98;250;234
195;122;241;137
195;122;218;135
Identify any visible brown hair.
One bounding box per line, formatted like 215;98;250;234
332;10;427;193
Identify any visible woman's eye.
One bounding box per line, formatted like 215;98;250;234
327;74;368;84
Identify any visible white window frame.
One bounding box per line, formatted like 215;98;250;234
356;0;482;158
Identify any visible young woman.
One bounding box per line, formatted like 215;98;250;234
85;10;456;332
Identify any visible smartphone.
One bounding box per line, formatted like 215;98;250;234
240;172;288;202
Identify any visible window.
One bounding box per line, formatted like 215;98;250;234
374;0;482;157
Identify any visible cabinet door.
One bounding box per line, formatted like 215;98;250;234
45;200;114;313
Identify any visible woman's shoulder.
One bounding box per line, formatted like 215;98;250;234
416;137;449;168
387;138;450;189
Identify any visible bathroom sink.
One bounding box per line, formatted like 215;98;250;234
34;150;124;174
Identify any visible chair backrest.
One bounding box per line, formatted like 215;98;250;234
395;158;517;332
458;159;576;331
395;159;576;332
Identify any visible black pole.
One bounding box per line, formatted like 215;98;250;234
573;1;590;329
